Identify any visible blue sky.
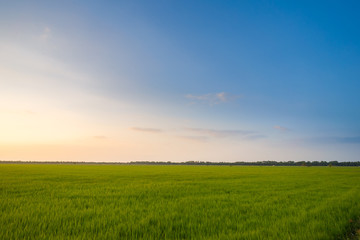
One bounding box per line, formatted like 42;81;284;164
1;1;359;162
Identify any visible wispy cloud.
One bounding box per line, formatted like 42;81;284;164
182;128;266;142
40;27;51;41
335;136;360;143
1;108;37;115
323;136;360;144
93;135;107;140
273;125;289;132
24;110;36;115
131;127;162;133
303;136;360;145
244;134;267;140
178;135;209;142
185;92;241;105
186;128;254;138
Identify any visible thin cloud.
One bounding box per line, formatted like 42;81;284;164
244;134;267;140
186;128;253;138
40;27;51;41
185;92;241;105
327;136;360;144
2;109;37;115
131;127;162;133
304;136;360;144
24;110;36;115
178;135;209;142
273;125;289;132
93;135;107;140
336;136;360;143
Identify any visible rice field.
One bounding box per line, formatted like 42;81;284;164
0;164;359;239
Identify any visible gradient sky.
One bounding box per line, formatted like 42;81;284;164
1;1;360;162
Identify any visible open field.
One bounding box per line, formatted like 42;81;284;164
0;164;359;239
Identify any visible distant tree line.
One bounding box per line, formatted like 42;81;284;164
1;160;359;166
129;160;360;167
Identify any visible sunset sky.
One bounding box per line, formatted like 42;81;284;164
1;1;360;162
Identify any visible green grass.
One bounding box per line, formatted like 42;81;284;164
0;164;359;239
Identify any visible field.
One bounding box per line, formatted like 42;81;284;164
0;164;359;239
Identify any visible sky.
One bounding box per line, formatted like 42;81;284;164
1;0;360;162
